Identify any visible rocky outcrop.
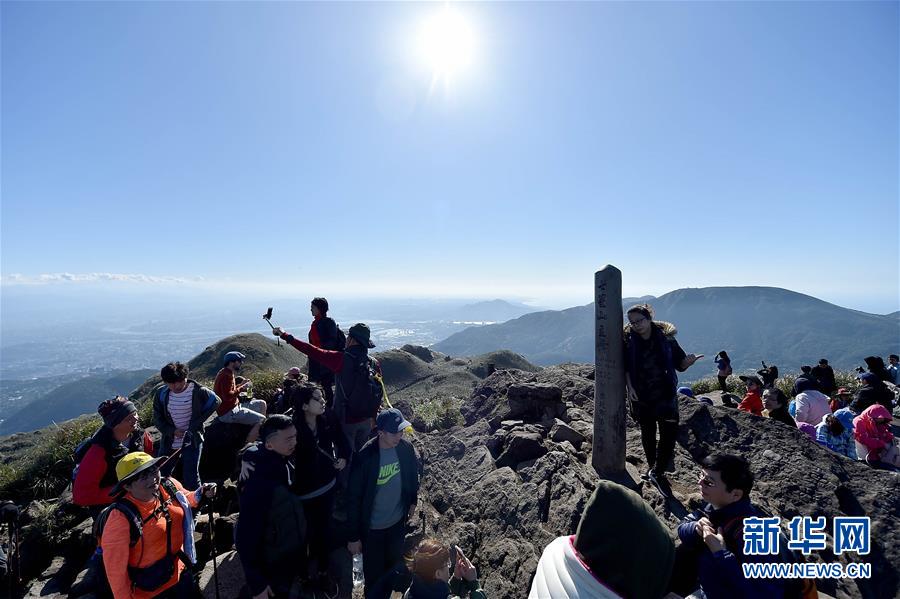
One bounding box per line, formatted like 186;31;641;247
412;365;899;599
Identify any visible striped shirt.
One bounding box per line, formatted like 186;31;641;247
168;383;194;449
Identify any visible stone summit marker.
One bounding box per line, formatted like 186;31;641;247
593;265;626;478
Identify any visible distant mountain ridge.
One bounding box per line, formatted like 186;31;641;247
433;286;900;373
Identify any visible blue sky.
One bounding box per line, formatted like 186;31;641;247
2;1;898;312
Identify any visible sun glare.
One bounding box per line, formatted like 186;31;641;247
417;6;475;81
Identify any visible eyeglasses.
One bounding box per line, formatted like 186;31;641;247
698;471;717;488
137;468;160;481
629;317;648;326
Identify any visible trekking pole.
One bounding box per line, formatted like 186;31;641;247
207;502;221;599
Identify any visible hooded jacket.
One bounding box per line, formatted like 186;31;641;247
815;415;857;459
292;412;351;497
793;389;832;426
236;443;305;596
853;404;894;455
152;380;219;450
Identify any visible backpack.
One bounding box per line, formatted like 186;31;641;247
333;325;347;351
72;428;145;483
90;478;191;594
339;355;384;420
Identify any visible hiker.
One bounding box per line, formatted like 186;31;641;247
736;375;763;416
73;397;153;515
714;351;732;392
291;382;350;592
100;452;215;599
793;377;832;426
863;355;890;382
345;409;420;599
887;354;899;385
816;414;857;460
853;404;900;468
757;362;778;389
853;372;894;413
830;387;853;413
762;388;795;428
273;322;382;452
795;366;822;394
623;304;702;486
308;297;344;405
152;362;220;490
677;386;694;398
404;539;486;599
833;394;864;434
669;454;785;599
811;359;836;395
530;480;674;599
214;351;267;443
236;415;306;599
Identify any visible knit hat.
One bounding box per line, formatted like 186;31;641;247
97;397;137;428
574;480;675;599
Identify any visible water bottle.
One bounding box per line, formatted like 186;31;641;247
352;553;364;587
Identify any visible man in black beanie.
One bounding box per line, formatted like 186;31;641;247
529;480;675;598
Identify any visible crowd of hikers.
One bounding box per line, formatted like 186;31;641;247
50;298;897;599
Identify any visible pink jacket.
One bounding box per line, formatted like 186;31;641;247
853;404;894;452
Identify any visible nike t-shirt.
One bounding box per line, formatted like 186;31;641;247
370;446;403;530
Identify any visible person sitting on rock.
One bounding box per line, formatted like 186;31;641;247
346;408;420;599
530;479;674;599
214;351;267;443
863;355;890;382
736;375;764;416
623;303;702;486
291;382;350;593
811;359;836;395
887;354;899;385
833;394;864;435
853;372;894;413
403;539;486;599
152;361;220;490
669;454;785;599
815;413;857;460
830;387;852;413
73;397;153;516
714;351;732;393
793;376;833;427
100;452;215;599
762;388;795;428
757;362;778;389
236;415;305;599
793;366;820;395
853;404;900;469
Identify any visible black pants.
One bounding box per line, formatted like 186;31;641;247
638;413;678;475
302;487;336;577
362;519;406;599
717;375;728;392
668;542;701;596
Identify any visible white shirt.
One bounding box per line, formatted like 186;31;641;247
167;383;194;448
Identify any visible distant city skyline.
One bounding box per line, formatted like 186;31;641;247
2;2;898;315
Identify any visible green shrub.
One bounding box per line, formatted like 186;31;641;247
0;417;99;503
249;369;284;407
410;394;464;430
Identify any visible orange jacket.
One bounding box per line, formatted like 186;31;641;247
100;479;198;599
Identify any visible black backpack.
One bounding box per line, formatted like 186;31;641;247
333;325;347;351
339;355;384;420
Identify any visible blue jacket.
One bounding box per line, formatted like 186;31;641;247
677;499;784;599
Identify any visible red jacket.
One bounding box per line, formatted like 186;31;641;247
73;431;154;507
214;367;241;416
738;390;763;416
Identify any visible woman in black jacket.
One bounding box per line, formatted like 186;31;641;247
291;382;351;588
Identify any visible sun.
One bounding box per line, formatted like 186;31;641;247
417;6;476;80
